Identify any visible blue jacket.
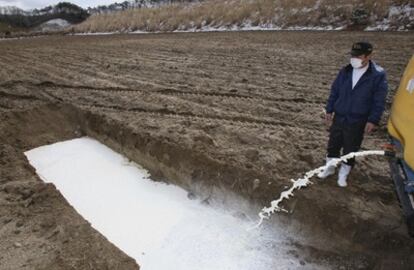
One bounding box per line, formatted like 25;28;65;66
326;61;388;125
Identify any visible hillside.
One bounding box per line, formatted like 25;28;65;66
0;2;88;34
74;0;414;33
0;6;26;15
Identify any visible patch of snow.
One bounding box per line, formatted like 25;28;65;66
74;32;121;35
365;4;414;31
78;25;343;36
38;18;71;32
0;35;44;42
365;23;390;31
25;137;328;270
43;18;71;27
171;24;339;33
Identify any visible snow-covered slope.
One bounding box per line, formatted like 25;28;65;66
75;1;414;33
0;2;87;33
366;4;414;31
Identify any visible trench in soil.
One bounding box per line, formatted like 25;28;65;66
15;103;331;269
24;136;315;270
7;103;413;269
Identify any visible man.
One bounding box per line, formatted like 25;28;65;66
318;42;388;187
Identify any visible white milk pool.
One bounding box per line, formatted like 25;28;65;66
24;137;326;270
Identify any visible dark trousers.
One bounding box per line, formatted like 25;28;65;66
327;117;366;167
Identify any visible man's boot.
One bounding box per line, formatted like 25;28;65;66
317;157;336;179
337;163;352;187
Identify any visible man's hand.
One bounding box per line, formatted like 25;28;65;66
365;122;376;134
325;113;333;126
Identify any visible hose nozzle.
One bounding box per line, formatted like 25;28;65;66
382;143;403;158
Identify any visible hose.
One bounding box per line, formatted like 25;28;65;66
249;150;386;230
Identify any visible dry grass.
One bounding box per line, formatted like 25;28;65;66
74;0;412;32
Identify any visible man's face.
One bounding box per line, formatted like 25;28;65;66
354;54;371;67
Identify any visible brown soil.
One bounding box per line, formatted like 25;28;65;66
0;31;413;270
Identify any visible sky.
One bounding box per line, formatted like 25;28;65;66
0;0;118;10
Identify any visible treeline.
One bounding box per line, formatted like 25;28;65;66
0;2;88;29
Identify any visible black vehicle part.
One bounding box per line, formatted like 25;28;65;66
389;157;414;237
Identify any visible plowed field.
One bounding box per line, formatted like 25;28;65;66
1;31;413;269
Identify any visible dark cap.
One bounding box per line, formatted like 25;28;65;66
350;42;373;56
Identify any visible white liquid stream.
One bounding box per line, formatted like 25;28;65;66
251;150;385;229
25;137;327;270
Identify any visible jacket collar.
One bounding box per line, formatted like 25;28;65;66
345;60;375;90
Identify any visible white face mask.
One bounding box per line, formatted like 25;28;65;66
350;57;363;69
